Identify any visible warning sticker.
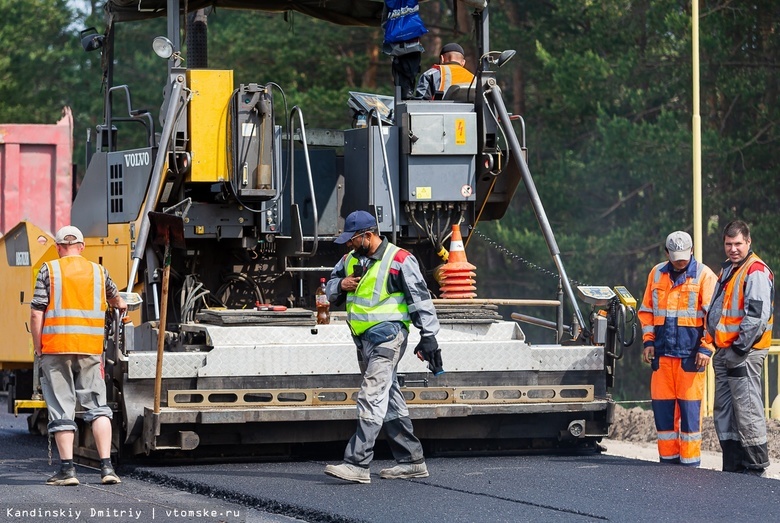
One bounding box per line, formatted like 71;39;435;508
242;123;257;137
455;118;466;145
461;185;473;198
416;187;432;199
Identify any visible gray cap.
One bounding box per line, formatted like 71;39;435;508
54;226;85;245
665;231;692;262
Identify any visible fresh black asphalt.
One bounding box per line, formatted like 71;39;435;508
2;395;779;522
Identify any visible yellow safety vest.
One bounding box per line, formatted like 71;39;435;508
41;256;107;355
345;246;411;336
712;253;774;350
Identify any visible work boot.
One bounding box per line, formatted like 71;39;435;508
742;467;766;478
101;466;121;485
46;467;79;486
324;463;370;484
379;462;429;479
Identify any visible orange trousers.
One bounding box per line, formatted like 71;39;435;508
650;356;705;466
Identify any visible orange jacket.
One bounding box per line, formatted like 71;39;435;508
705;252;774;350
638;258;716;357
41;256;107;355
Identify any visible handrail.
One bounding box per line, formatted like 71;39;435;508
764;343;780;419
703;341;780;419
107;85;156;148
368;108;397;245
127;78;185;290
288;106;318;257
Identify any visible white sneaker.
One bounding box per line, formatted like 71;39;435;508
324;463;371;484
379;462;429;479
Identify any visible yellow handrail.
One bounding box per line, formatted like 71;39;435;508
703;339;780;419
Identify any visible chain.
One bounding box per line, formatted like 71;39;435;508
471;229;590;287
46;406;53;465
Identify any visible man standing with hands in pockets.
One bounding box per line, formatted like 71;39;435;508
705;220;774;476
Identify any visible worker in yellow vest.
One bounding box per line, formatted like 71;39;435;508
415;42;475;100
30;226;126;486
323;210;442;484
705;220;774;476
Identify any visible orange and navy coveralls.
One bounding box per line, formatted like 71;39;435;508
638;257;716;466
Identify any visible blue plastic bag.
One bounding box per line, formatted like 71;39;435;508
383;0;428;44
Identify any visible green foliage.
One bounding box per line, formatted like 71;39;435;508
0;0;79;123
468;0;779;401
207;11;387;128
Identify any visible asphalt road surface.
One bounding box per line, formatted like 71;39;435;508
2;395;779;523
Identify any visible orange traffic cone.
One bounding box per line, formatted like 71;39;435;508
439;224;477;299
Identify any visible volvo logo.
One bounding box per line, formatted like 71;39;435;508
124;151;151;167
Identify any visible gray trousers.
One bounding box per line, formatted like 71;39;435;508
344;324;425;467
713;348;769;471
40;354;113;434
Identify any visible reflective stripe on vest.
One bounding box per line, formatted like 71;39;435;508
345;246;411;336
639;263;706;337
42;257;107;355
714;253;774;349
436;64;475;93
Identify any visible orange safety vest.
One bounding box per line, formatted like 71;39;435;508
41;256;107;355
711;253;774;350
435;63;474;93
638;259;716;356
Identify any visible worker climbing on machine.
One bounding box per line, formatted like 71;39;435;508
415;42;475;100
638;230;716;467
323;210;442;484
382;0;427;100
30;226;127;486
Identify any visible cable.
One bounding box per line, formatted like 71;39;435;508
216;272;265;307
223;83;291;214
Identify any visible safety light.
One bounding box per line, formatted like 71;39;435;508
480;49;517;69
152;36;174;59
495;50;516;68
80;27;105;52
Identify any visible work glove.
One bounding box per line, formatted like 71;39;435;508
414;336;444;376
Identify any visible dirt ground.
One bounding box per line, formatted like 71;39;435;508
610;404;780;460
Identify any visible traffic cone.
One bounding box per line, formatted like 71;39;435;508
439;224;477;299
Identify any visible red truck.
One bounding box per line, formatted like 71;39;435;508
0;108;73;411
0;107;73;235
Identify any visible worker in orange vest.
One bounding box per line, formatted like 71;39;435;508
705;220;774;476
30;226;126;486
638;231;716;466
414;42;475;100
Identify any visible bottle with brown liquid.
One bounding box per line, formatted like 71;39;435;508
315;277;330;324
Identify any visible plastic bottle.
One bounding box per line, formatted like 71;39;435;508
356;114;367;128
315;277;330;324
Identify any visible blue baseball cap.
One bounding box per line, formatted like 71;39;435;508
334;210;377;244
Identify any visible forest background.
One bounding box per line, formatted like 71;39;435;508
1;0;778;403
